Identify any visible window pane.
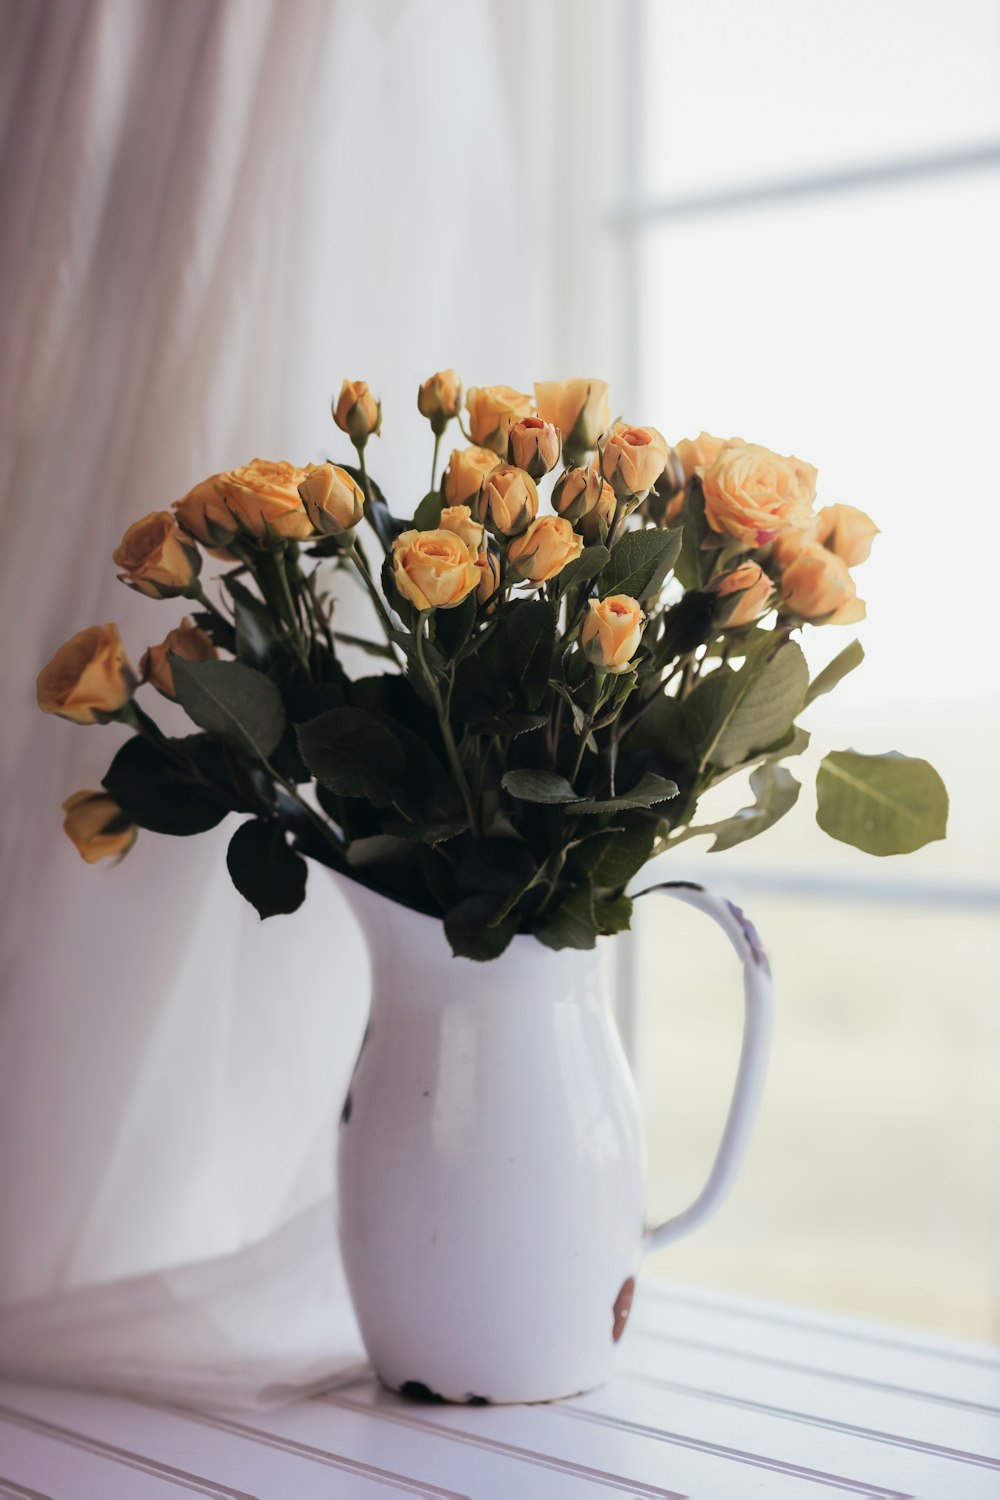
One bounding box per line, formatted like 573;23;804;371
638;0;1000;197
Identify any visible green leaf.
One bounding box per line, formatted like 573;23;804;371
816;751;948;856
805;638;865;706
433;590;476;656
502;769;580;804
102;735;234;836
412;490;444;530
673;479;709;591
576;815;658;889
574;772;678;814
467;713;548;738
706;764;801;851
296;707;404;803
172;658;286;760
226;819;308;918
700;642;809;770
557;546;611;593
445;894;518;961
454;599;557;719
599;527;682;602
535;883;599;951
594;892;633;934
224;578;283;672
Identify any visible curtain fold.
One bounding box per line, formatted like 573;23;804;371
0;0;532;1407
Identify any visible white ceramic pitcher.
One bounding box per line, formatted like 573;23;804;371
334;869;773;1404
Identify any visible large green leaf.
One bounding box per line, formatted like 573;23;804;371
296;707;404;803
574;773;678;814
556;546;611;593
444;894;518;961
454;600;557;719
412;490;444;530
172;658;286;761
575;815;658;889
599;527;682;602
501;768;676;813
501;769;580;804
226;818;308;918
805;638;865;706
102;734;234;836
816;751;948;855
700;642;809;770
535;882;600;951
703;764;801;851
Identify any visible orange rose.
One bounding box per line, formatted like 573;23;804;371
334;380;381;446
581;594;645;674
475;549;501;609
599;422;669;498
781;543;866;625
216;459;314;541
37;623;134;724
442;445;500;506
113;511;201;598
391;528;481;611
140;617;219;699
418;369;462;431
701;441;816;546
62;791;136;864
465;384;533;454
577;473;618;543
439;504;485;552
815;503;879;567
173;473;240;548
298;463;365;536
711;562;774;627
507;515;583;584
475;464;539;537
508;417;561;479
533;379;610;459
674;431;728;481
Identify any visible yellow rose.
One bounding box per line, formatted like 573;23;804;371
418;369;463;432
781;543;866;625
701;441;816;546
37;623;134;724
334;379;381;446
439;504;485;552
475;549;501;609
815;503;879;567
507;514;583;584
140;616;219;699
508;417;561;479
581;594;645;674
674;431;728;481
173;473;240;549
577;475;618;543
113;511;201;598
475;463;539;537
216;459;314;541
442;445;500;506
62;791;137;864
599;422;669;499
298;463;365;536
391;528;481;611
533;379;610;458
710;561;774;627
465;384;533;454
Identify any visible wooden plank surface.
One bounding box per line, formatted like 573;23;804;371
0;1281;996;1498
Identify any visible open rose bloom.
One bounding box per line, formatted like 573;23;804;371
38;372;945;955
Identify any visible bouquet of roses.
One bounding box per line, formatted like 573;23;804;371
38;374;947;959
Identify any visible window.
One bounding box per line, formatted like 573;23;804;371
616;0;1000;1339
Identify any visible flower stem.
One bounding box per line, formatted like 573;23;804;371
414;620;480;836
430;430;442;492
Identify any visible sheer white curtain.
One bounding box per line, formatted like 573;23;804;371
0;0;541;1407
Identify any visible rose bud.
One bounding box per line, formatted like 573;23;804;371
62;791;137;865
581;594;645;674
781;543;866;625
418;369;463;433
113;511;201;598
464;384;533;455
216;459;314;541
298;462;365;536
475;463;539;537
37;623;134;725
333;379;382;447
674;431;728;482
710;561;774;628
701;441;816;546
439;504;485;552
534;379;610;463
577;469;618;543
173;473;240;549
508;416;561;479
599;422;670;500
475;548;501;609
442;445;501;506
140;617;219;700
391;528;481;611
507;514;583;584
814;503;879;568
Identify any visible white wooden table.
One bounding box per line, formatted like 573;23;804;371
0;1281;996;1499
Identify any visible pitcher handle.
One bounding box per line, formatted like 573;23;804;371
630;880;774;1253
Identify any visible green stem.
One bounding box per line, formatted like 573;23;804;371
414;620;481;836
430;430;442;492
569;674;606;785
349;542;399;657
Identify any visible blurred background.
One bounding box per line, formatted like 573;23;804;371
1;0;997;1396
